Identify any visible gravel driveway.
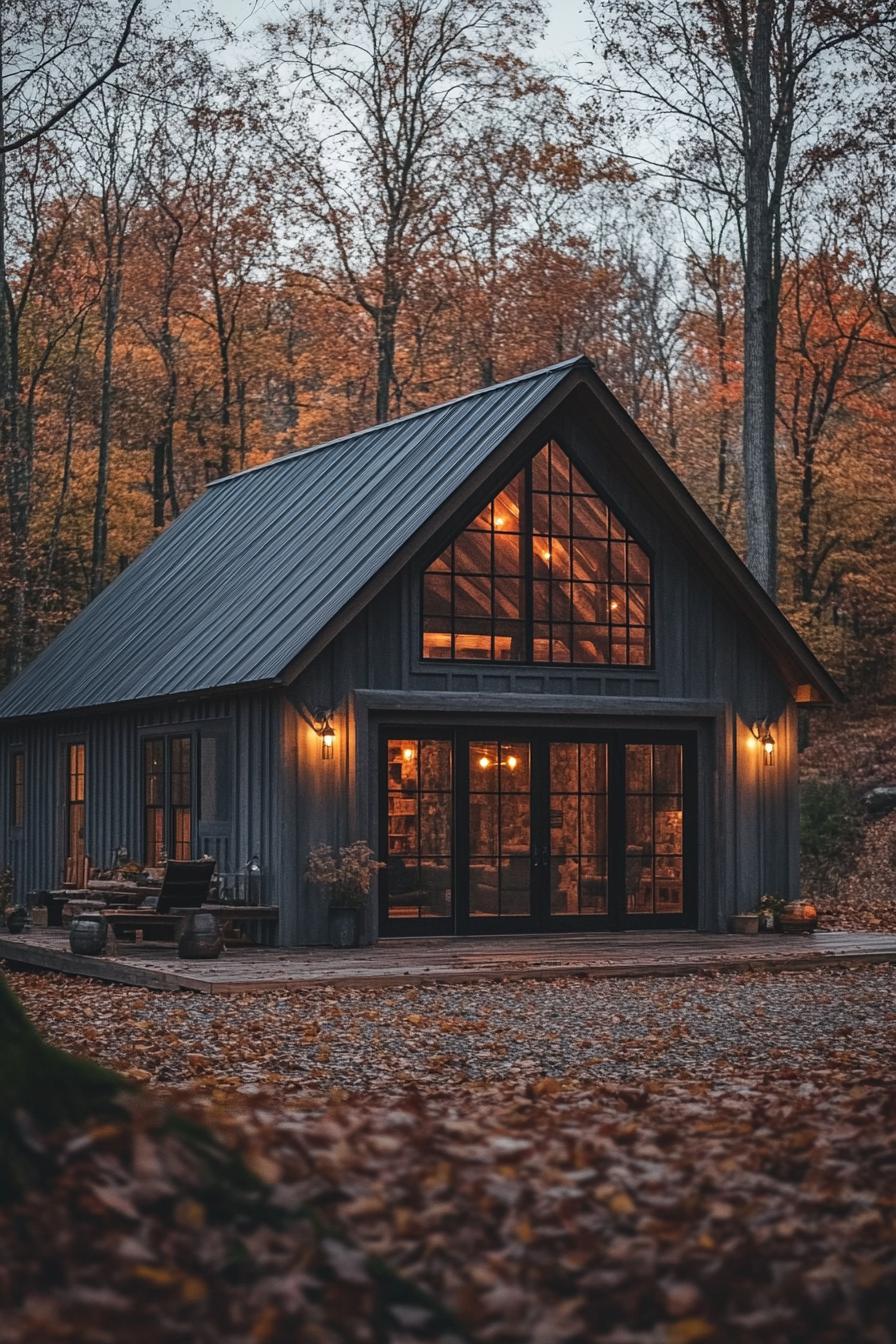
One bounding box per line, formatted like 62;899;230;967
7;962;894;1095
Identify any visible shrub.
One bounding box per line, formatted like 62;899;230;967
800;780;863;894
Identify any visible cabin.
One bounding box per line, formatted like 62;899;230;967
0;356;841;943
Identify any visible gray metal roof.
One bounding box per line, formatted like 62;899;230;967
0;357;582;718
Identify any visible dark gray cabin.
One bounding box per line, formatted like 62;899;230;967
0;357;841;942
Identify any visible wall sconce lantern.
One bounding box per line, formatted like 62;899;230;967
317;713;336;760
751;719;775;766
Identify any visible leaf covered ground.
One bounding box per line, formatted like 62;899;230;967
2;965;896;1343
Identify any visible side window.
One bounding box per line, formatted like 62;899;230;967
144;737;166;865
142;726;231;866
143;733;195;864
10;750;24;829
170;736;192;860
66;742;86;862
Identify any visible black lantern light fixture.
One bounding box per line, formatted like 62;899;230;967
750;719;776;766
317;713;336;760
246;854;263;905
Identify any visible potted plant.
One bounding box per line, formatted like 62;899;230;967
306;842;384;948
758;893;786;931
728;910;760;935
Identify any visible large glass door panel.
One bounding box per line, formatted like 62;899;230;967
467;740;532;920
624;743;684;917
548;741;609;918
384;737;453;927
380;727;694;935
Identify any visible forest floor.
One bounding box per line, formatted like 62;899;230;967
802;704;896;932
2;962;895;1344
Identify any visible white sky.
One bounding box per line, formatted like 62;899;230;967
163;0;594;69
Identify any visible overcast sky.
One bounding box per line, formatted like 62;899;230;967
170;0;594;69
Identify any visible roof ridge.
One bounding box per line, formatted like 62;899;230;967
207;354;590;488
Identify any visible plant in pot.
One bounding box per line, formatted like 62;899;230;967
307;842;384;949
758;893;786;932
728;910;760;935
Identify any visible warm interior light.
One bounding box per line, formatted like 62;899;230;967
610;600;619;611
505;754;518;771
478;755;491;770
402;746;415;762
749;720;775;765
541;549;551;562
495;515;506;528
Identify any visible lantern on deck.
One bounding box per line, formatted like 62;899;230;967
246;854;263;906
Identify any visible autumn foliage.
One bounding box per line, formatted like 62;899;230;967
1;0;896;698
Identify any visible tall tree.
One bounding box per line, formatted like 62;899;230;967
586;0;896;597
78;80;147;596
266;0;543;422
0;0;144;672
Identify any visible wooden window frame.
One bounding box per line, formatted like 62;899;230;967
419;438;654;668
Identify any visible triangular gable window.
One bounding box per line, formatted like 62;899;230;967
421;440;651;665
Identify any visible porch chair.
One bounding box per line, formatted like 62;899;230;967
104;859;217;942
155;859;217;914
61;854;91;890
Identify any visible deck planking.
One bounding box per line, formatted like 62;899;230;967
2;928;896;994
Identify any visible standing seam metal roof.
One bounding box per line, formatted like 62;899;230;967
0;358;581;718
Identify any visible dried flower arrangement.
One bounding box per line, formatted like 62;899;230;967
306;842;384;909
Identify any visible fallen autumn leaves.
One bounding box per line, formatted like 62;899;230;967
2;967;895;1343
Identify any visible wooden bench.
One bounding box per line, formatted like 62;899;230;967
106;905;279;945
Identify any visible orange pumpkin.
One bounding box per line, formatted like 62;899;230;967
776;900;818;934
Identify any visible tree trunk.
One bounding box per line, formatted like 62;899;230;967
210;266;233;476
43;316;86;601
375;305;396;422
90;237;123;597
740;0;778;598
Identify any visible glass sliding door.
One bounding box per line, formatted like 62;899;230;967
548;741;609;919
467;740;532;923
384;737;453;929
379;727;695;935
624;743;685;918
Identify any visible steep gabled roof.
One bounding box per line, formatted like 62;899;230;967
0;355;841;720
0;359;580;718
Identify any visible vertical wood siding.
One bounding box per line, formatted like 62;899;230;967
1;399;809;942
286;400;802;938
0;693;285;916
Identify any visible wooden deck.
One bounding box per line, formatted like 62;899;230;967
2;928;896;994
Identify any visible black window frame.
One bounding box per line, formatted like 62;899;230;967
9;749;25;830
419;437;654;668
140;724;232;867
65;740;87;864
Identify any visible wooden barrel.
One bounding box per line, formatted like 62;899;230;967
4;905;28;934
69;913;108;955
177;911;223;960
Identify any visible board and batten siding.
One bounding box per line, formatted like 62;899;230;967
287;398;800;936
1;393;807;944
0;692;294;934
